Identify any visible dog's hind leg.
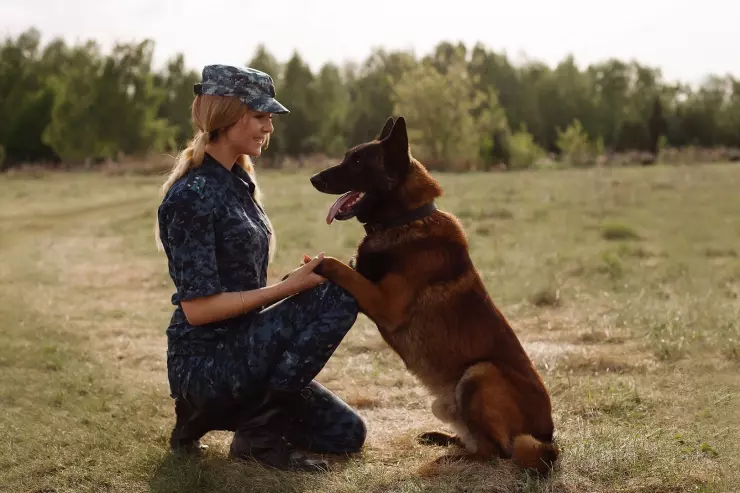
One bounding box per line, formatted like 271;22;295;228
417;393;465;447
417;431;463;447
454;362;521;461
450;364;559;474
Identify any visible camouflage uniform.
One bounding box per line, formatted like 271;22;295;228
157;65;365;468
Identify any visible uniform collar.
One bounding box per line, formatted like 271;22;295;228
202;153;256;194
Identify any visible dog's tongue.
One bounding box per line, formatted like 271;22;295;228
326;191;361;225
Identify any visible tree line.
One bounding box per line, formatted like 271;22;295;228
1;28;739;171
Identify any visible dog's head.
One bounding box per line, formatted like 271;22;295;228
310;116;411;225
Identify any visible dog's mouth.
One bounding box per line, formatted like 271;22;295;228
326;191;366;224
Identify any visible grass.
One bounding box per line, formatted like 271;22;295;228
601;222;641;241
1;162;739;492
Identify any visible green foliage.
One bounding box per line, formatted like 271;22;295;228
557;119;598;166
508;128;546;170
40;40;172;164
277;52;317;156
342;49;416;147
2;28;740;169
312;63;350;157
391;60;486;170
154;54;200;151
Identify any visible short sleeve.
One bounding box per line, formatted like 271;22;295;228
160;189;223;301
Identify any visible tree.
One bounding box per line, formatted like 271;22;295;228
154;54;200;150
0;28;59;164
41;41;108;163
42;40;171;163
278;52;317;158
1;30;739;170
647;96;667;154
344;49;417;147
475;88;511;168
312;63;350;156
392;60;487;171
248;44;282;83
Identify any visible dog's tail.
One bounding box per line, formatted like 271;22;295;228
512;434;559;476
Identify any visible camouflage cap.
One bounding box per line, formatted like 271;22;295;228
194;64;289;114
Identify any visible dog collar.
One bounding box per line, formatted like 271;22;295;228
363;202;438;234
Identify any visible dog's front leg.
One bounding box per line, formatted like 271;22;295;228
317;257;409;329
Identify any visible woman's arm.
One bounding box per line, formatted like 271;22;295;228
181;254;325;326
160;190;326;326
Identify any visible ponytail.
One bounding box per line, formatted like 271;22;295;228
154;130;211;251
191;130;209;169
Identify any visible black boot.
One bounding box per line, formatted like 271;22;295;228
169;398;211;454
228;389;329;472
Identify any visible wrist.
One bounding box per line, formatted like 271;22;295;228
274;278;297;299
238;290;246;314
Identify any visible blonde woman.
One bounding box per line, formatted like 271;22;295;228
156;65;364;472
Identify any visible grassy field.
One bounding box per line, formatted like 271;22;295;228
1;162;739;493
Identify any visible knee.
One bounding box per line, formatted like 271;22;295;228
344;414;367;453
323;281;359;322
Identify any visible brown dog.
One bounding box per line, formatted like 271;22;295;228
309;116;559;475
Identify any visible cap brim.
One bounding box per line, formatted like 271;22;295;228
243;95;290;114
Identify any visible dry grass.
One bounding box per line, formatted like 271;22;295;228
1;163;739;492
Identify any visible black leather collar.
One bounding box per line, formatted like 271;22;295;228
363;202;438;234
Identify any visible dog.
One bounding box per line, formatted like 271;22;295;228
308;116;559;475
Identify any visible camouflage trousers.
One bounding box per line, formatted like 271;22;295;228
166;281;365;454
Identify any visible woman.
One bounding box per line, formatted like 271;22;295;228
156;64;365;472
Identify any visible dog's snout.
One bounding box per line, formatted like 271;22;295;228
310;173;325;189
310;168;351;194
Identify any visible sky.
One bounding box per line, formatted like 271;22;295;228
2;0;739;85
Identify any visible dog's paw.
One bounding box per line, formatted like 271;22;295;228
417;431;462;447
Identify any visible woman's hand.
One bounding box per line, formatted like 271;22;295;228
182;253;326;326
281;252;326;294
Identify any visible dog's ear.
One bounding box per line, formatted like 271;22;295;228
380;116;410;187
383;116;409;162
377;117;395;141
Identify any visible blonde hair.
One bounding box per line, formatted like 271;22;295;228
155;95;276;261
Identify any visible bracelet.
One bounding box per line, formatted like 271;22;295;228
239;291;246;314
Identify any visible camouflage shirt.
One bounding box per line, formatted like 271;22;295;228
157;153;272;351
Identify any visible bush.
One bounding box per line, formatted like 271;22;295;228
508;128;545;170
557;120;599;167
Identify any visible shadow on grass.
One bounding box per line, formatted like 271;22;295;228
148;449;360;493
146;448;533;493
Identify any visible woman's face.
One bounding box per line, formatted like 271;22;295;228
226;111;274;157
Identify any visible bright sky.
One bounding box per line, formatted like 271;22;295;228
3;0;739;85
